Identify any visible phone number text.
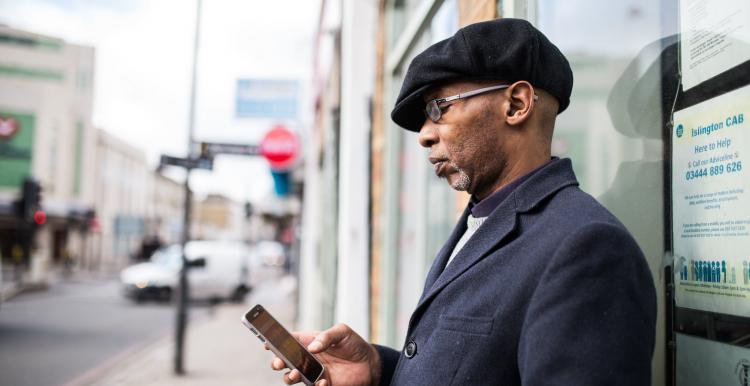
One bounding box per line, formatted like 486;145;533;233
685;161;743;181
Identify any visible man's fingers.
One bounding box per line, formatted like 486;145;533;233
308;323;350;353
315;379;328;386
283;369;302;384
271;357;287;370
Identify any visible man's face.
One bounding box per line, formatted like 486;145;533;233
419;81;512;198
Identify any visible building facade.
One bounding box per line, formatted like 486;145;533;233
301;0;750;385
299;0;344;331
152;172;184;247
0;26;97;282
191;193;245;241
92;129;157;270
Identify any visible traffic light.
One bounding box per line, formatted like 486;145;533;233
16;178;42;223
33;210;46;225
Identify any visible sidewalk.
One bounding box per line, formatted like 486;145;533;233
67;275;299;386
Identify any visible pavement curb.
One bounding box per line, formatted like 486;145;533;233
1;281;48;302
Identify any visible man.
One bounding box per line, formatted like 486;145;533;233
272;18;656;386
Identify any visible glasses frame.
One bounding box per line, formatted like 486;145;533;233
424;84;539;123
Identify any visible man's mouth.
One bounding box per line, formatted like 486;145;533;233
434;161;445;175
429;157;449;176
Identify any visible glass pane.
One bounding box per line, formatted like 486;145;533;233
535;0;750;384
535;1;676;384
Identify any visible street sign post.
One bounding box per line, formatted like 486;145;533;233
158;153;213;375
160;155;214;171
199;142;260;157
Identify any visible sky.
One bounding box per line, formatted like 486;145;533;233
0;0;320;203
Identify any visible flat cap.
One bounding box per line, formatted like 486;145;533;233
391;18;574;132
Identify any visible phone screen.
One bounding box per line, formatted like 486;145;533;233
244;305;324;383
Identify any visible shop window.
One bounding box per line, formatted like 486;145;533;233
531;0;750;384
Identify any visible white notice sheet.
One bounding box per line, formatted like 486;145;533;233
672;85;750;317
680;0;750;90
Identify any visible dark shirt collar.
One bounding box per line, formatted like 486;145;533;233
469;159;553;218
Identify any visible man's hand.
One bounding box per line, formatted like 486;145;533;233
269;323;381;386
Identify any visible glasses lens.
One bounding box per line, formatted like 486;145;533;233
425;101;441;122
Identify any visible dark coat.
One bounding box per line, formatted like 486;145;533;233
376;158;656;386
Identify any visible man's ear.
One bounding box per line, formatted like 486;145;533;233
505;81;535;126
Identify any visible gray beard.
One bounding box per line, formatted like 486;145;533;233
444;162;471;191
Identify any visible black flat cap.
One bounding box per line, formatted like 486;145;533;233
391;18;573;132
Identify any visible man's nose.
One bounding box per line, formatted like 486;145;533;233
418;119;438;148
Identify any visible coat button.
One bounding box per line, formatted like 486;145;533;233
404;340;417;358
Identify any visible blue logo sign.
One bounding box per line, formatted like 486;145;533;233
236;79;299;120
676;123;684;138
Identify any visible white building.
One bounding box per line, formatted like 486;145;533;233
0;25;97;281
298;0;376;336
152;172;184;246
191;193;244;241
91;129;155;271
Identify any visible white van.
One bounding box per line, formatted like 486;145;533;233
120;240;252;303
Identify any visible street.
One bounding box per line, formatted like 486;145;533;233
0;274;213;386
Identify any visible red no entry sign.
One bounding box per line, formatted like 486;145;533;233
261;125;299;170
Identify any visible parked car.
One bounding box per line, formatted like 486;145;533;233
120;240;252;303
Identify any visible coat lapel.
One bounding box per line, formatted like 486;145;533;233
420;206;471;301
415;199;519;313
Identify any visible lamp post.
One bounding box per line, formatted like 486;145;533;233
174;0;202;375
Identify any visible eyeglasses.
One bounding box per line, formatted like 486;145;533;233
424;84;510;123
423;84;538;123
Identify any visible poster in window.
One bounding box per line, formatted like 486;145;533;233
676;333;750;386
679;0;750;90
672;85;750;317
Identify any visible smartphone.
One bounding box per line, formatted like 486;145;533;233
241;304;325;386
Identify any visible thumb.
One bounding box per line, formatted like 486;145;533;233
292;331;320;347
308;323;351;353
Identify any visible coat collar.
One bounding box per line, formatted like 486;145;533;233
469;159;550;217
412;158;580;323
